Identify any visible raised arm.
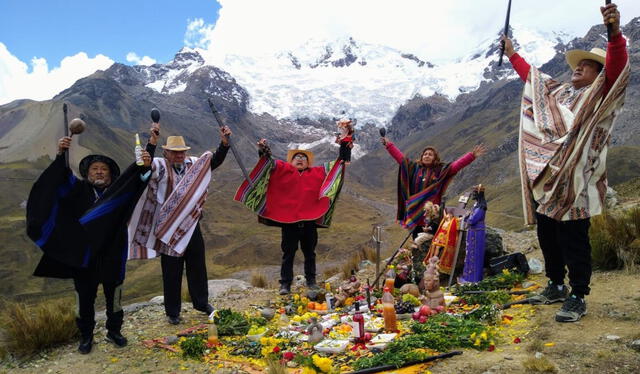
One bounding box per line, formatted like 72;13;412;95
211;126;231;171
601;3;628;95
502;36;530;82
381;137;405;164
449;144;486;175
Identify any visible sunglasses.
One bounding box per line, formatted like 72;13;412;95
293;154;308;160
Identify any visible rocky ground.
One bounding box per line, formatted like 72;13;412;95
2;228;639;374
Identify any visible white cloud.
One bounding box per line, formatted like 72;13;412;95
189;0;640;65
0;43;114;105
184;18;216;49
126;52;157;66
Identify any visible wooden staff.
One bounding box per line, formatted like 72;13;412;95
207;98;253;188
497;0;512;66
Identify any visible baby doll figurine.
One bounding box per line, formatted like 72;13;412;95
335;118;355;164
334;272;361;307
420;256;445;309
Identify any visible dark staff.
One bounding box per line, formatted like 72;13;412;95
605;0;613;41
497;0;512;66
206;98;253;188
61;103;86;168
63;103;69;167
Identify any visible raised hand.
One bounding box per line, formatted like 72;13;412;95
141;150;152;167
380;136;390;146
219;126;232;146
501;35;515;59
149;125;160;145
57;136;72;155
601;3;621;37
472;144;487;158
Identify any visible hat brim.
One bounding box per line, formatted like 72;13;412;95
161;145;191;151
566;49;606;71
287;149;314;165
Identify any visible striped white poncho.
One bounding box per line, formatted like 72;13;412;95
128;152;212;259
518;62;629;225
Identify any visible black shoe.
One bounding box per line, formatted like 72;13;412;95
306;282;320;291
555;295;587;322
279;284;291;295
168;315;181;325
106;331;128;347
530;281;569;305
78;335;93;354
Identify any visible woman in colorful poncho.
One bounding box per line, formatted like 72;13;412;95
381;136;486;237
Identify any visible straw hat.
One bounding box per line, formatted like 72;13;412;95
286;149;314;165
161;136;191;151
566;48;606;70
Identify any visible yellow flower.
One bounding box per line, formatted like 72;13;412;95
474;338;481;346
502;268;510;275
470;332;476;339
312;354;333;373
544;342;555;347
293;294;300;301
480;331;488;340
301;368;318;374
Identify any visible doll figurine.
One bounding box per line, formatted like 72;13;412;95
335;118;355;164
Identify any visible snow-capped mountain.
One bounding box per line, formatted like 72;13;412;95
138;27;575;128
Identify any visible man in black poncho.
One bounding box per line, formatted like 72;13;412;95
26;129;157;354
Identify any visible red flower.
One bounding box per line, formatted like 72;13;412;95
513;337;521;344
272;346;281;353
503;315;513;320
283;351;295;361
488;345;496;352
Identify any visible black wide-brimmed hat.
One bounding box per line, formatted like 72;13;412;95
79;155;120;179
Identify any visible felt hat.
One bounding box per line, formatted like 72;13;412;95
161;136;191;151
566;47;606;70
286;149;314;165
79;155;120;180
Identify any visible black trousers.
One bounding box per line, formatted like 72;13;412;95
73;273;123;339
160;225;209;318
536;212;592;297
280;222;317;286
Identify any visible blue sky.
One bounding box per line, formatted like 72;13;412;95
0;0;220;67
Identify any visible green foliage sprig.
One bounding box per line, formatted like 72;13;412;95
213;309;250;336
453;270;525;295
179;336;207;360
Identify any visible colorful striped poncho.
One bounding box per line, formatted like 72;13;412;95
234;156;345;228
396;158;453;229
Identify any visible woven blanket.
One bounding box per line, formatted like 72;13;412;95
128;152;212;258
518;63;629;224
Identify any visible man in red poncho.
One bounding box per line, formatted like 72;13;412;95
235;139;345;295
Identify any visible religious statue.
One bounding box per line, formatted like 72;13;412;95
459;185;488;283
420;256;445;309
424;211;459;274
307;317;324;345
334;272;361;307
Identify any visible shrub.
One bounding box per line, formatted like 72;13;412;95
0;299;78;357
250;271;268;288
590;207;640;271
341;252;362;278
